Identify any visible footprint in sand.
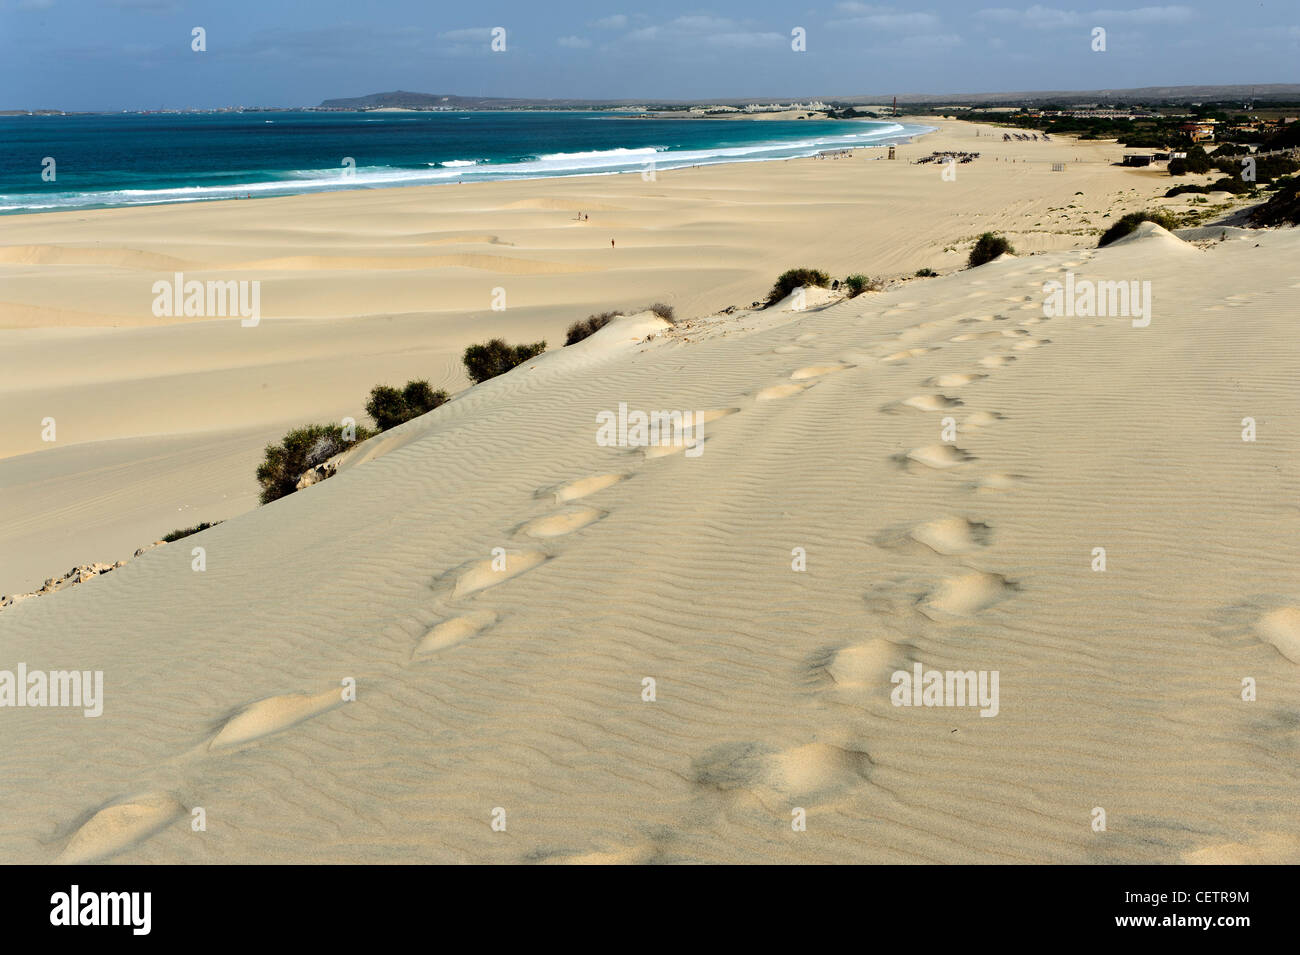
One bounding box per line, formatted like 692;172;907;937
927;373;987;388
1012;338;1051;351
791;363;854;380
756;382;812;401
537;845;662;865
445;549;550;598
540;473;628;504
921;571;1017;618
57;793;186;863
819;638;910;690
962;410;1005;430
950;330;1005;342
1253;607;1300;663
880;348;932;363
970;472;1026;493
899;444;974;470
890;394;963;412
414;610;499;656
908;516;992;555
771;344;808;354
1182;832;1300;864
977;354;1015;368
639;407;739;458
515;506;606;539
209;687;348;751
692;741;872;800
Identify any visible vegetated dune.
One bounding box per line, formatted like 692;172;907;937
0;119;1208;594
1;224;1297;863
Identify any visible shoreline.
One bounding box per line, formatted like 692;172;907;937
0;117;1252;594
0;114;927;218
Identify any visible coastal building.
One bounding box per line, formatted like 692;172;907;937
1180;119;1219;142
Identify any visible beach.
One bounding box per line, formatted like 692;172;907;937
0;118;1206;595
2;113;1298;865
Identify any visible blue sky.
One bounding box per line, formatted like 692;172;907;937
1;1;1297;110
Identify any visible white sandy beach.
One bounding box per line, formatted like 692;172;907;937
0;119;1207;595
1;118;1297;864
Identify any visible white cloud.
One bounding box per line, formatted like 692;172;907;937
592;14;629;29
837;12;943;31
828;5;946;34
616;16;782;49
1095;6;1196;24
976;6;1195;29
557;35;592;49
834;2;892;12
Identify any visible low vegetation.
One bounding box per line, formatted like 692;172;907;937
162;521;222;543
914;267;938;277
967;233;1014;268
767;267;831;305
365;380;449;431
1250;177;1300;227
565;311;620;345
842;274;874;297
462;338;547;383
1096;210;1177;247
256;423;375;505
647;302;676;323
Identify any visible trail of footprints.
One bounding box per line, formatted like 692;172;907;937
53;354;776;861
54;294;1295;863
51;304;1041;863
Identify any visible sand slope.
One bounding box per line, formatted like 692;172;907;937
1;223;1297;863
2;120;1221;595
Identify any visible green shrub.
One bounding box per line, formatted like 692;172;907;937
967;233;1014;268
256;423;373;504
462;338;547;383
565;311;620;346
843;274;872;297
1096;210;1176;248
646;302;676;323
366;380;449;431
162;522;221;543
1164;183;1205;198
1255;156;1299;183
767;267;830;305
1168;145;1212;177
914;267;938;277
1251;177;1300;227
1205;176;1252;195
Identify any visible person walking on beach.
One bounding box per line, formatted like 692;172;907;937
611;238;615;249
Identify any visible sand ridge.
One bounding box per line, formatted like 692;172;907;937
1;222;1297;863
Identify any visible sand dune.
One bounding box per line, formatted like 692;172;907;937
1;120;1231;595
1;221;1297;863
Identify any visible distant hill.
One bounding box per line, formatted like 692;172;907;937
318;90;635;110
320;85;1300;112
863;84;1300;106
